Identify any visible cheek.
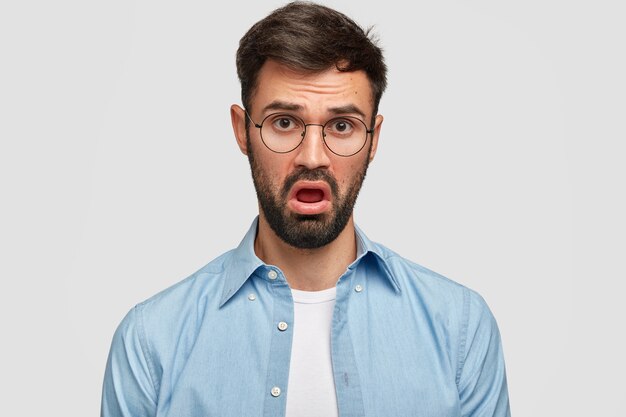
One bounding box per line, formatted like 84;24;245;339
335;158;368;186
255;153;294;186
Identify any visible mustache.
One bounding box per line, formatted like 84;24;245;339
281;168;339;199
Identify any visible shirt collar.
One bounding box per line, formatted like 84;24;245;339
353;223;401;294
219;217;400;307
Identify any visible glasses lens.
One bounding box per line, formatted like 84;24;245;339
258;113;369;156
323;117;367;156
260;113;305;153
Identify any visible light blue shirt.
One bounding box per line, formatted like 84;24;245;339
102;218;510;417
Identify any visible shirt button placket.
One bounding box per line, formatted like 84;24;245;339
262;267;292;417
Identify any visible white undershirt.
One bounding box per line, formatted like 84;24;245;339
285;287;339;417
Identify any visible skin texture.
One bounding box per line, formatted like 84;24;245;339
231;60;383;290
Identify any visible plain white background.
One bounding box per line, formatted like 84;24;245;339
1;0;624;415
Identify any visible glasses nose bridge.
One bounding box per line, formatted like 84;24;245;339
303;122;325;133
297;122;330;156
301;122;326;142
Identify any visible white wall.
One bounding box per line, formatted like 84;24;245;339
1;0;624;415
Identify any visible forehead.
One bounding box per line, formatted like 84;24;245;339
250;60;374;117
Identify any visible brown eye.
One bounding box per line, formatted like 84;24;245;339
327;118;355;135
336;121;348;131
268;114;301;133
277;118;292;129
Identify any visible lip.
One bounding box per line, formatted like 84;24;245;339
287;181;332;215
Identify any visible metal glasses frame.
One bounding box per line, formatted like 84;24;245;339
245;110;374;157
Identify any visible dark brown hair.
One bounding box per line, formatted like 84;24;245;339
236;1;387;117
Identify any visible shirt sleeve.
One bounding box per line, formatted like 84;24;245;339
457;290;511;417
101;306;158;417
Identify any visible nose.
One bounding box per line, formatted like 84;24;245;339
293;124;331;169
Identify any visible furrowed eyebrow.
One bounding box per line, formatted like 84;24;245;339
262;101;302;113
260;101;368;119
328;105;367;119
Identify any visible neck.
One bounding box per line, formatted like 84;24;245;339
254;214;357;291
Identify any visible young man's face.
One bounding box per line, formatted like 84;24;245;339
231;60;383;249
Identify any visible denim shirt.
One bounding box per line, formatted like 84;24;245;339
102;218;510;417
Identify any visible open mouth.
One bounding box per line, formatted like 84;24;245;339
296;188;325;203
288;181;332;215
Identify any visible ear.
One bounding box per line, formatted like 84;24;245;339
368;114;384;162
230;104;249;155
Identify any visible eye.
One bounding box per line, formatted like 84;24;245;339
277;118;292;129
327;118;355;135
268;114;301;132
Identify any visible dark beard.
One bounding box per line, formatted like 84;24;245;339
247;134;370;249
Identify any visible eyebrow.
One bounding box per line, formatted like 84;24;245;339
261;101;367;119
262;101;302;113
327;104;366;119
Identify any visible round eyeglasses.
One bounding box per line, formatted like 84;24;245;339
246;111;374;157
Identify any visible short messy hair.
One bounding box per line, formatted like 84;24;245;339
236;1;387;117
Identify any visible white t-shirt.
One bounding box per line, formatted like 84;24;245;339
285;287;338;417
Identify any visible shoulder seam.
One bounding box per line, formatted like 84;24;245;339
135;304;161;398
455;287;470;388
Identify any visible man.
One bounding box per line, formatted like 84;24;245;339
101;2;510;417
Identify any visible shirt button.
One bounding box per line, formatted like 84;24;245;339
277;321;288;331
268;270;278;280
248;294;256;301
271;386;281;397
355;284;363;293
